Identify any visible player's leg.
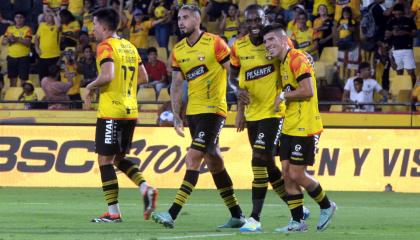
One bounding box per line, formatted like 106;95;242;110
152;115;205;228
287;134;336;231
113;120;158;220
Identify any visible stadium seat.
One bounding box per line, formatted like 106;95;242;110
157;47;168;62
138;88;156;101
2;87;24;109
414;47;420;60
206;21;220;35
314;61;327;83
139;103;159;111
148;36;159;48
157;89;170;101
34;87;45;100
329;105;343;112
168;35;179;51
320;47;338;64
238;0;255;11
390;75;412;96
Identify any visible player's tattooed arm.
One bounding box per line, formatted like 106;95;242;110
171;70;184;127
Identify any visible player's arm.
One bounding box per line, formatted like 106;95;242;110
138;63;148;85
283;76;314;101
171;70;185;137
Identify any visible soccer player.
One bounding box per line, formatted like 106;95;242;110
262;24;336;232
230;4;309;232
151;4;245;229
85;8;158;223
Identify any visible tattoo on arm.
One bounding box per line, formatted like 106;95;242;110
171;71;183;119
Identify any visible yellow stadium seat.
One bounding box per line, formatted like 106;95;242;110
168;35;179;51
314;61;327;82
390;75;412;96
4;87;22;100
329;105;343;112
414;47;420;60
139;103;159;111
157;89;170;101
157;47;168;62
29;74;40;87
137;87;156;101
320;47;338;64
148;36;159;48
34;87;45;100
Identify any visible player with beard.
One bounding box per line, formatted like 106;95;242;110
151;4;245;229
230;4;309;232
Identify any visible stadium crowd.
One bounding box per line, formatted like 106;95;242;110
0;0;419;113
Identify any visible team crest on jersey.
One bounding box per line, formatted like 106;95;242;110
197;53;205;61
185;65;209;81
266;55;273;60
245;64;274;81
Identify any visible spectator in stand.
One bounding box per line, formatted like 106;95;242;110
342;62;389;112
143;47;168;98
43;0;68;13
334;0;361;22
205;0;230;21
35;10;61;81
227;22;248;47
279;0;299;22
385;3;417;86
287;5;312;36
129;9;168;62
312;0;334;19
412;0;420;46
313;4;334;55
75;31;92;56
374;42;392;91
41;65;73;109
78;45;97;87
111;0;131;39
219;4;240;42
149;0;172;49
59;9;80;50
61;47;82;109
291;12;319;60
18;81;38;109
82;0;95;40
68;0;84;20
96;0;109;9
2;12;32;87
344;77;369;112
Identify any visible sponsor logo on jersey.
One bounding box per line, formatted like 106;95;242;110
245;64;274;81
185;65;209;81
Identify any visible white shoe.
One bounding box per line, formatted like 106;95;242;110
239;217;262;232
274;220;308;233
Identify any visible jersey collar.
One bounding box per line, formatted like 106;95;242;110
186;31;205;48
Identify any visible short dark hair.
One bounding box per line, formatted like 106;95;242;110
354;77;363;85
180;4;201;16
93;8;120;32
244;4;264;15
83;45;93;52
14;11;26;18
48;65;60;79
393;3;404;12
147;47;157;55
358;62;371;71
261;23;286;37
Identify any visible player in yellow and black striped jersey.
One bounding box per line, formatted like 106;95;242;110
229;4;307;232
262;24;336;233
86;8;157;224
151;4;244;229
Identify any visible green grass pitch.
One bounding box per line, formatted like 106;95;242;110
0;187;418;240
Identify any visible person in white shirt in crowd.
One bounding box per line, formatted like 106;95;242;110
342;62;389;112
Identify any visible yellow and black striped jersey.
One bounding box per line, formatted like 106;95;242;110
96;37;141;119
172;32;230;116
280;48;323;136
230;34;284;121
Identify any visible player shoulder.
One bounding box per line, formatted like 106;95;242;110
173;38;187;51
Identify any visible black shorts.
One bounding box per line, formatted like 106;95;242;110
247;118;282;155
279;134;320;166
187;113;225;155
95;118;136;156
7;56;30;80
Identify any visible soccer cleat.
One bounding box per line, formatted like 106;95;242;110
143;186;158;220
217;216;246;228
303;205;310;220
239;217;262;232
151;211;174;228
91;212;122;223
274;220;308;233
317;201;337;232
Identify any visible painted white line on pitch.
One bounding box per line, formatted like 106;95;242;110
158;233;236;239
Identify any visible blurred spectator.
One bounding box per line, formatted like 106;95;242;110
206;0;230;21
78;45;97;87
96;0;109;9
61;47;82;109
291;12;319;60
111;0;131;39
68;0;84;20
227;22;247;47
2;12;32;87
342;62;389;112
143;47;168;98
279;0;299;22
59;9;80;50
43;0;68;14
148;0;172;49
134;0;153;14
336;7;356;51
312;0;334;19
386;3;417;86
287;5;312;36
219;4;240;41
374;42;392;90
0;13;14;26
129;9;168;61
82;0;95;39
313;4;334;55
334;0;361;23
41;65;73;109
18;81;38;109
35;10;61;81
412;0;420;46
75;31;92;56
411;77;420;111
345;77;369;112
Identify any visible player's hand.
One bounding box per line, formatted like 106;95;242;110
174;116;185;137
274;92;285;112
235;111;246;132
238;89;250;105
84;89;95;110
